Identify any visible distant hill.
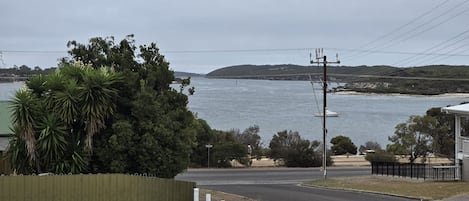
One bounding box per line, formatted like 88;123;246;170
174;71;205;78
206;64;469;95
206;64;397;80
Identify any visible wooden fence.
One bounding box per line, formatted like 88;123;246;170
0;174;195;201
0;153;10;175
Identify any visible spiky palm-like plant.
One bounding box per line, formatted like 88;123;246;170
9;89;40;171
79;67;119;150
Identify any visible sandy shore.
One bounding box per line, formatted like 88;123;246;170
246;155;452;167
332;91;469;98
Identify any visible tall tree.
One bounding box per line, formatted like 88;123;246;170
387;115;434;163
66;35;197;177
425;107;455;158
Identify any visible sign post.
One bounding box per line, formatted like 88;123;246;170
205;144;213;168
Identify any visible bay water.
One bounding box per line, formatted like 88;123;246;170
186;77;468;147
1;78;468;148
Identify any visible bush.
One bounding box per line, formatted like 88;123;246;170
268;130;331;167
365;150;397;162
330;135;357;155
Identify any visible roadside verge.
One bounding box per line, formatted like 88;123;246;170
304;175;469;200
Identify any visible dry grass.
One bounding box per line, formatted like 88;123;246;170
200;189;256;201
307;176;469;200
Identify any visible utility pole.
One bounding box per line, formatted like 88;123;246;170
310;48;340;180
0;51;5;67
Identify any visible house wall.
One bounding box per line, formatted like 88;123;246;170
463;158;469;181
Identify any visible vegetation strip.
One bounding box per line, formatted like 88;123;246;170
305;176;469;200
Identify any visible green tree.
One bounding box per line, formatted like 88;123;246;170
387;115;434;163
211;130;249;167
8;62;119;174
66;35;198;177
425;107;455;158
9;89;40;172
268;130;329;167
330;135;357;155
189;119;215;167
234;125;263;160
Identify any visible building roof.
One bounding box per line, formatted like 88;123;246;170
0;137;9;151
0;101;12;135
442;103;469;116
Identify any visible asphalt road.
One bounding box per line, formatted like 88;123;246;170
175;167;416;201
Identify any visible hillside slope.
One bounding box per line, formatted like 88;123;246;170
206;64;469;95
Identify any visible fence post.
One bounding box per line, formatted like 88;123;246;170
194;188;199;201
206;193;211;201
410;163;413;179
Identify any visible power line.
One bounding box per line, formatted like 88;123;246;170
0;50;67;54
381;2;469;50
413;39;469;66
208;72;469;81
2;46;469;63
393;27;469;66
348;0;469;62
344;0;452;60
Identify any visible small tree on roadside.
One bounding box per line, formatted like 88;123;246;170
365;150;397;163
330;135;357;155
234;125;263;159
211;130;249;167
268;130;330;167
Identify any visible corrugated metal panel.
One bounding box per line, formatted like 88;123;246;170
442;103;469;115
0;174;196;201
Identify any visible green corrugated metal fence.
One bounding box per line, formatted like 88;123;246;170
0;174;195;201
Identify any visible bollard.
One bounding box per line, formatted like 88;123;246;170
206;193;211;201
194;188;199;201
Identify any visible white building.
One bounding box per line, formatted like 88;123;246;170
442;103;469;181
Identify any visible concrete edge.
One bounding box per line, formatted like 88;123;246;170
300;183;431;201
200;188;257;201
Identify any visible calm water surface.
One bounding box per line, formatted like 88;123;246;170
1;79;467;147
186;77;468;147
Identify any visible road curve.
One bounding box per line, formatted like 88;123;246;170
203;184;414;201
175;167;416;201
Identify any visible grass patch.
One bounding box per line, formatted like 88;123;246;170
306;176;469;200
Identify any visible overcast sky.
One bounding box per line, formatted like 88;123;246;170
1;0;469;73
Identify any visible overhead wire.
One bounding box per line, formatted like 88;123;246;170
348;0;469;64
393;27;469;66
343;0;453;60
413;39;469;66
380;2;469;50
